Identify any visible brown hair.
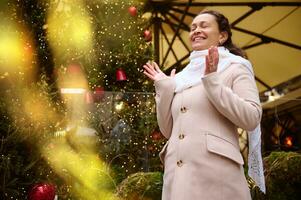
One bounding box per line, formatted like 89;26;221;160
198;10;247;58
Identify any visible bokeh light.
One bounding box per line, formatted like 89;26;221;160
0;19;36;82
46;0;93;62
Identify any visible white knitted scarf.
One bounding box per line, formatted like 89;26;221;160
174;46;266;193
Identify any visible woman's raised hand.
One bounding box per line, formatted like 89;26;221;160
205;46;219;75
143;61;176;81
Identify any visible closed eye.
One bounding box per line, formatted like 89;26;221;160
190;22;210;31
190;25;196;31
200;22;209;28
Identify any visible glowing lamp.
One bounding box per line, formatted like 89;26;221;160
284;136;293;148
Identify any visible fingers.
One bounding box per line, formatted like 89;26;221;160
152;62;162;73
147;62;155;71
208;46;218;63
205;55;210;74
143;70;155;80
143;63;156;76
213;46;219;65
142;61;170;81
205;46;219;75
208;47;214;64
143;61;162;74
170;69;176;77
209;46;219;67
143;61;162;76
143;61;160;81
207;47;213;68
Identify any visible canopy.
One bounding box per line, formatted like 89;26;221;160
148;0;301;108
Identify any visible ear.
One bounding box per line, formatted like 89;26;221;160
219;31;228;45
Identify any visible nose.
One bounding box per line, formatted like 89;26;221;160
193;26;202;34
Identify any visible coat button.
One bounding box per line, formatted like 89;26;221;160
179;134;185;139
177;160;183;167
180;107;187;113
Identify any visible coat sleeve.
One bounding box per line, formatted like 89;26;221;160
202;64;262;131
154;78;176;139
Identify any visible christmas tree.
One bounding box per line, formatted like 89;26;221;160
0;0;165;199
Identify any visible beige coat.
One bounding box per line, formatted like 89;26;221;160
155;64;262;200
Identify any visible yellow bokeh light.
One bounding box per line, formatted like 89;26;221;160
43;135;119;200
0;21;35;78
0;36;23;66
115;101;124;111
46;0;93;59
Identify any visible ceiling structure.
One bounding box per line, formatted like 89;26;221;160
147;0;301;105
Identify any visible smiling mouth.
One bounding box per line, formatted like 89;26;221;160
192;36;206;42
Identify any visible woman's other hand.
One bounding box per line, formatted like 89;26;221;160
205;46;219;75
143;61;176;81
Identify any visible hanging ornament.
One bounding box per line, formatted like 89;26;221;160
94;86;104;95
93;86;105;102
148;145;155;152
143;30;152;42
116;68;127;81
28;183;56;200
151;130;162;141
128;6;137;17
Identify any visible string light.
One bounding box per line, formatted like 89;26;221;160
2;0;156;198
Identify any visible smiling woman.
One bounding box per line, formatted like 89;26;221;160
189;13;227;51
190;10;247;58
143;10;264;200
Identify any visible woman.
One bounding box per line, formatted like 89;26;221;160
143;10;264;200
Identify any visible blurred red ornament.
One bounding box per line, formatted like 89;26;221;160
94;86;104;95
93;86;105;102
128;6;137;17
143;30;152;42
66;63;82;75
116;68;127;81
151;130;162;141
28;183;56;200
148;145;154;152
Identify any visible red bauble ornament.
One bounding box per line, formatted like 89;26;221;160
116;68;127;81
143;30;152;42
94;86;104;95
28;183;56;200
151;130;162;141
93;86;105;102
128;6;137;17
148;145;154;152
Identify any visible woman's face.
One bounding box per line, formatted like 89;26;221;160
189;13;227;51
